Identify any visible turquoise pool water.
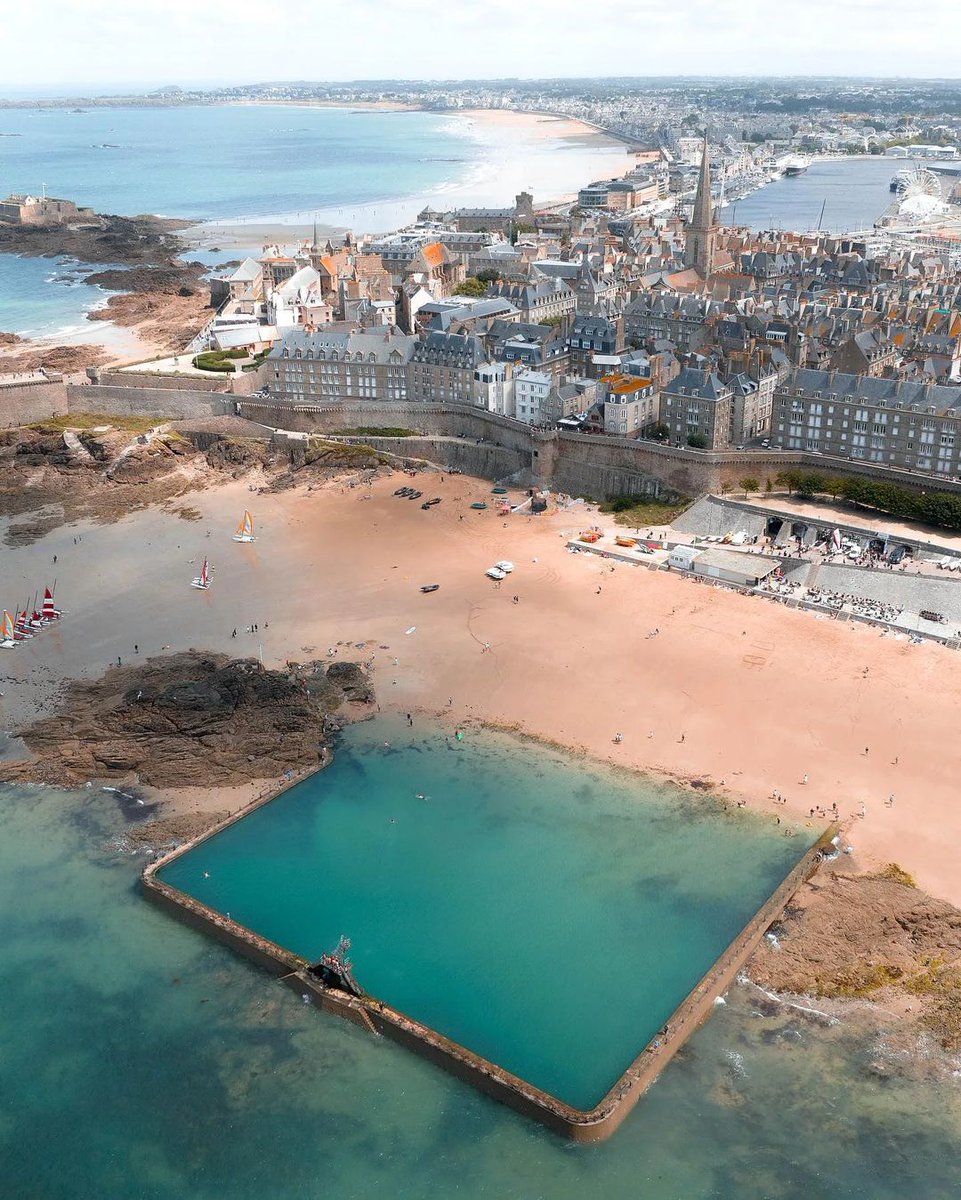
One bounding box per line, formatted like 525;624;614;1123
158;718;815;1111
2;776;961;1198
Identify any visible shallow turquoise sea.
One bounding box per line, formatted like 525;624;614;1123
160;717;814;1111
2;721;960;1198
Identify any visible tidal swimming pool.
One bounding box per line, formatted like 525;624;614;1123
156;717;815;1113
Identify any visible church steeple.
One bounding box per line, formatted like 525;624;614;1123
684;133;717;277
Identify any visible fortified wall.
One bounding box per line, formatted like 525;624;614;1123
0;374;68;428
52;386;961;505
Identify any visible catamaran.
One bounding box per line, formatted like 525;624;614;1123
41;588;62;621
232;511;255;543
190;558;211;590
1;610;18;649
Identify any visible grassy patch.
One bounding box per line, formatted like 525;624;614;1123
869;862;918;888
597;494;692;528
304;438;386;466
333;427;418;438
30;413;165;434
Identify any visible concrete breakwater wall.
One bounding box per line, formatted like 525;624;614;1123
142;765;837;1142
0;376;68;428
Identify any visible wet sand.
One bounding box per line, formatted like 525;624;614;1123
1;470;958;905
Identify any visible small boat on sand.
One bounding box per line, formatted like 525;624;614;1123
420;584;440;593
580;530;601;544
470;502;488;510
615;536;637;548
41;588;62;620
1;610;18;649
190;558;211;590
232;511;255;542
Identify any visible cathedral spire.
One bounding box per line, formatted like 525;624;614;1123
693;133;713;231
684;133;717;277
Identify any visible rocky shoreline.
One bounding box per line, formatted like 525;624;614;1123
0;650;374;790
747;864;961;1053
0;211;212;372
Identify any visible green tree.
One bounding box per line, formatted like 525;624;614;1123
687;432;708;449
453;277;487;298
649;422;670;441
475;268;501;284
542;315;564;329
739;477;760;497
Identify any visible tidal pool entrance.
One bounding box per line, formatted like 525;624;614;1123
155;718;817;1119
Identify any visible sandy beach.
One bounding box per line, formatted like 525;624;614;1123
2;467;959;907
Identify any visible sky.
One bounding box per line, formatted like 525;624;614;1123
4;0;961;91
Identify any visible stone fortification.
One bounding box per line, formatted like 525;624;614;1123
0;375;68;428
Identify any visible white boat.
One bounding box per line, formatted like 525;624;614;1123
232;510;255;543
1;610;18;649
783;156;810;177
190;558;211;590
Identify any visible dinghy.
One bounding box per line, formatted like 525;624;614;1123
190;558;211;590
232;511;255;543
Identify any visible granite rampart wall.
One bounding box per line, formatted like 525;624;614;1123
67;383;229;419
0;378;68;428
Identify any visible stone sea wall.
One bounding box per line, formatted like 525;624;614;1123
0;377;68;428
66;382;230;420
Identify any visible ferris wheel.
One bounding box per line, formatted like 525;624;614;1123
896;166;943;199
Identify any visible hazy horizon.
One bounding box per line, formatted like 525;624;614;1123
5;1;961;91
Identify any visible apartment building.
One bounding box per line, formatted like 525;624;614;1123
269;329;416;403
771;369;961;476
661;367;734;448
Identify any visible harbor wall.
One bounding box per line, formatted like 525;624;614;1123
142;765;838;1142
0;376;68;428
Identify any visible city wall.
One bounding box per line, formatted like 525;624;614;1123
0;376;68;428
66;383;230;420
50;389;961;505
92;364;269;396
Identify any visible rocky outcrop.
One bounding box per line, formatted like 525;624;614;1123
749;867;961;1049
0;651;375;789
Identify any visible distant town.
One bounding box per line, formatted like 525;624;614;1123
4;76;961;489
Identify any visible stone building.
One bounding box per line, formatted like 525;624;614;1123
409;331;487;405
268;329;416;404
0;193;95;226
661;366;734;448
770;368;961;476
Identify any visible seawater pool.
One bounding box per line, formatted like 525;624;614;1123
158;718;816;1112
2;775;961;1197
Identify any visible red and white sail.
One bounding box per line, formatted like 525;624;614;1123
42;588;61;620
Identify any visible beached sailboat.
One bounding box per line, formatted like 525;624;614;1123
1;610;18;649
232;511;256;543
41;588;62;621
190;558;211;590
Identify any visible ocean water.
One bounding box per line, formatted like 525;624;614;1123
720;156;904;234
0;105;475;222
1;744;960;1198
0;103;627;344
158;717;814;1111
0;251;125;342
